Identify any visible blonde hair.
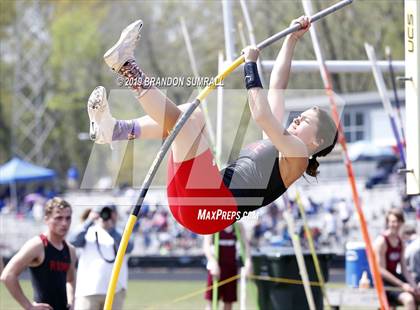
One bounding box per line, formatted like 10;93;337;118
44;197;72;218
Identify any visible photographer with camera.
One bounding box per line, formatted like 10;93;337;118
69;204;133;310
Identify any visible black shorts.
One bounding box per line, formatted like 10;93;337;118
383;273;407;305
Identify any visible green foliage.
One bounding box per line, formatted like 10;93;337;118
0;1;16;162
0;279;260;309
47;1;108;111
40;1;109;174
0;1;16;39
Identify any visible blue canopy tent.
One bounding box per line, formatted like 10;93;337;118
0;157;56;184
0;157;56;211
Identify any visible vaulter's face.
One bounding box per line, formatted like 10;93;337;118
287;108;320;148
45;207;72;237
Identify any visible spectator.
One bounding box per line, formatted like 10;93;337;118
374;208;420;309
405;228;420;286
267;202;281;227
67;166;79;190
1;197;76;310
307;196;321;215
323;207;338;246
252;218;267;248
0;197;5;213
337;198;352;236
401;195;415;213
80;208;92;223
203;223;252;310
402;225;417;245
70;204;134;310
0;242;5;275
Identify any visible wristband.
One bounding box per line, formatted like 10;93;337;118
244;62;263;89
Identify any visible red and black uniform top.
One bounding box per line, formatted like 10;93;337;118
383;234;402;275
29;234;71;310
221;139;287;214
218;228;238;268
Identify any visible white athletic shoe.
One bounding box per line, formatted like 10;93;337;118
103;19;143;72
87;86;116;144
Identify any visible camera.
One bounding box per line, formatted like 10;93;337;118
100;207;112;221
95;204;117;221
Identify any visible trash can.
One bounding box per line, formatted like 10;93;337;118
345;241;372;287
252;248;331;310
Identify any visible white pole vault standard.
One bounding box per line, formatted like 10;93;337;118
104;1;354;308
216;51;224;165
301;1;389;309
365;43;406;167
231;27;248;305
233;223;247;310
180;17;216;148
405;0;420;195
235;6;259;306
237;22;248;51
295;190;331;310
212;231;220;310
240;267;247;310
283;197;316;310
222;0;236;63
239;0;266;87
255;60;405;73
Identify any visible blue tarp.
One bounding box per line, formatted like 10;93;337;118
0;157;56;184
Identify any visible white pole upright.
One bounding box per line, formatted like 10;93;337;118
179;17;216;148
283;207;316;310
222;0;236;63
239;0;266;87
405;0;420;195
216;51;224;165
240;265;247;310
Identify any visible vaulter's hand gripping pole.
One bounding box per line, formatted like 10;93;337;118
104;1;353;308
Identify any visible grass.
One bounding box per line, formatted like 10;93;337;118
1;280;396;309
0;280;259;310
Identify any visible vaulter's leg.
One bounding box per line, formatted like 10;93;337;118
103;19;209;162
87;87;204;143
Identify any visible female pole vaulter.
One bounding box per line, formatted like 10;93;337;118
87;16;338;235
